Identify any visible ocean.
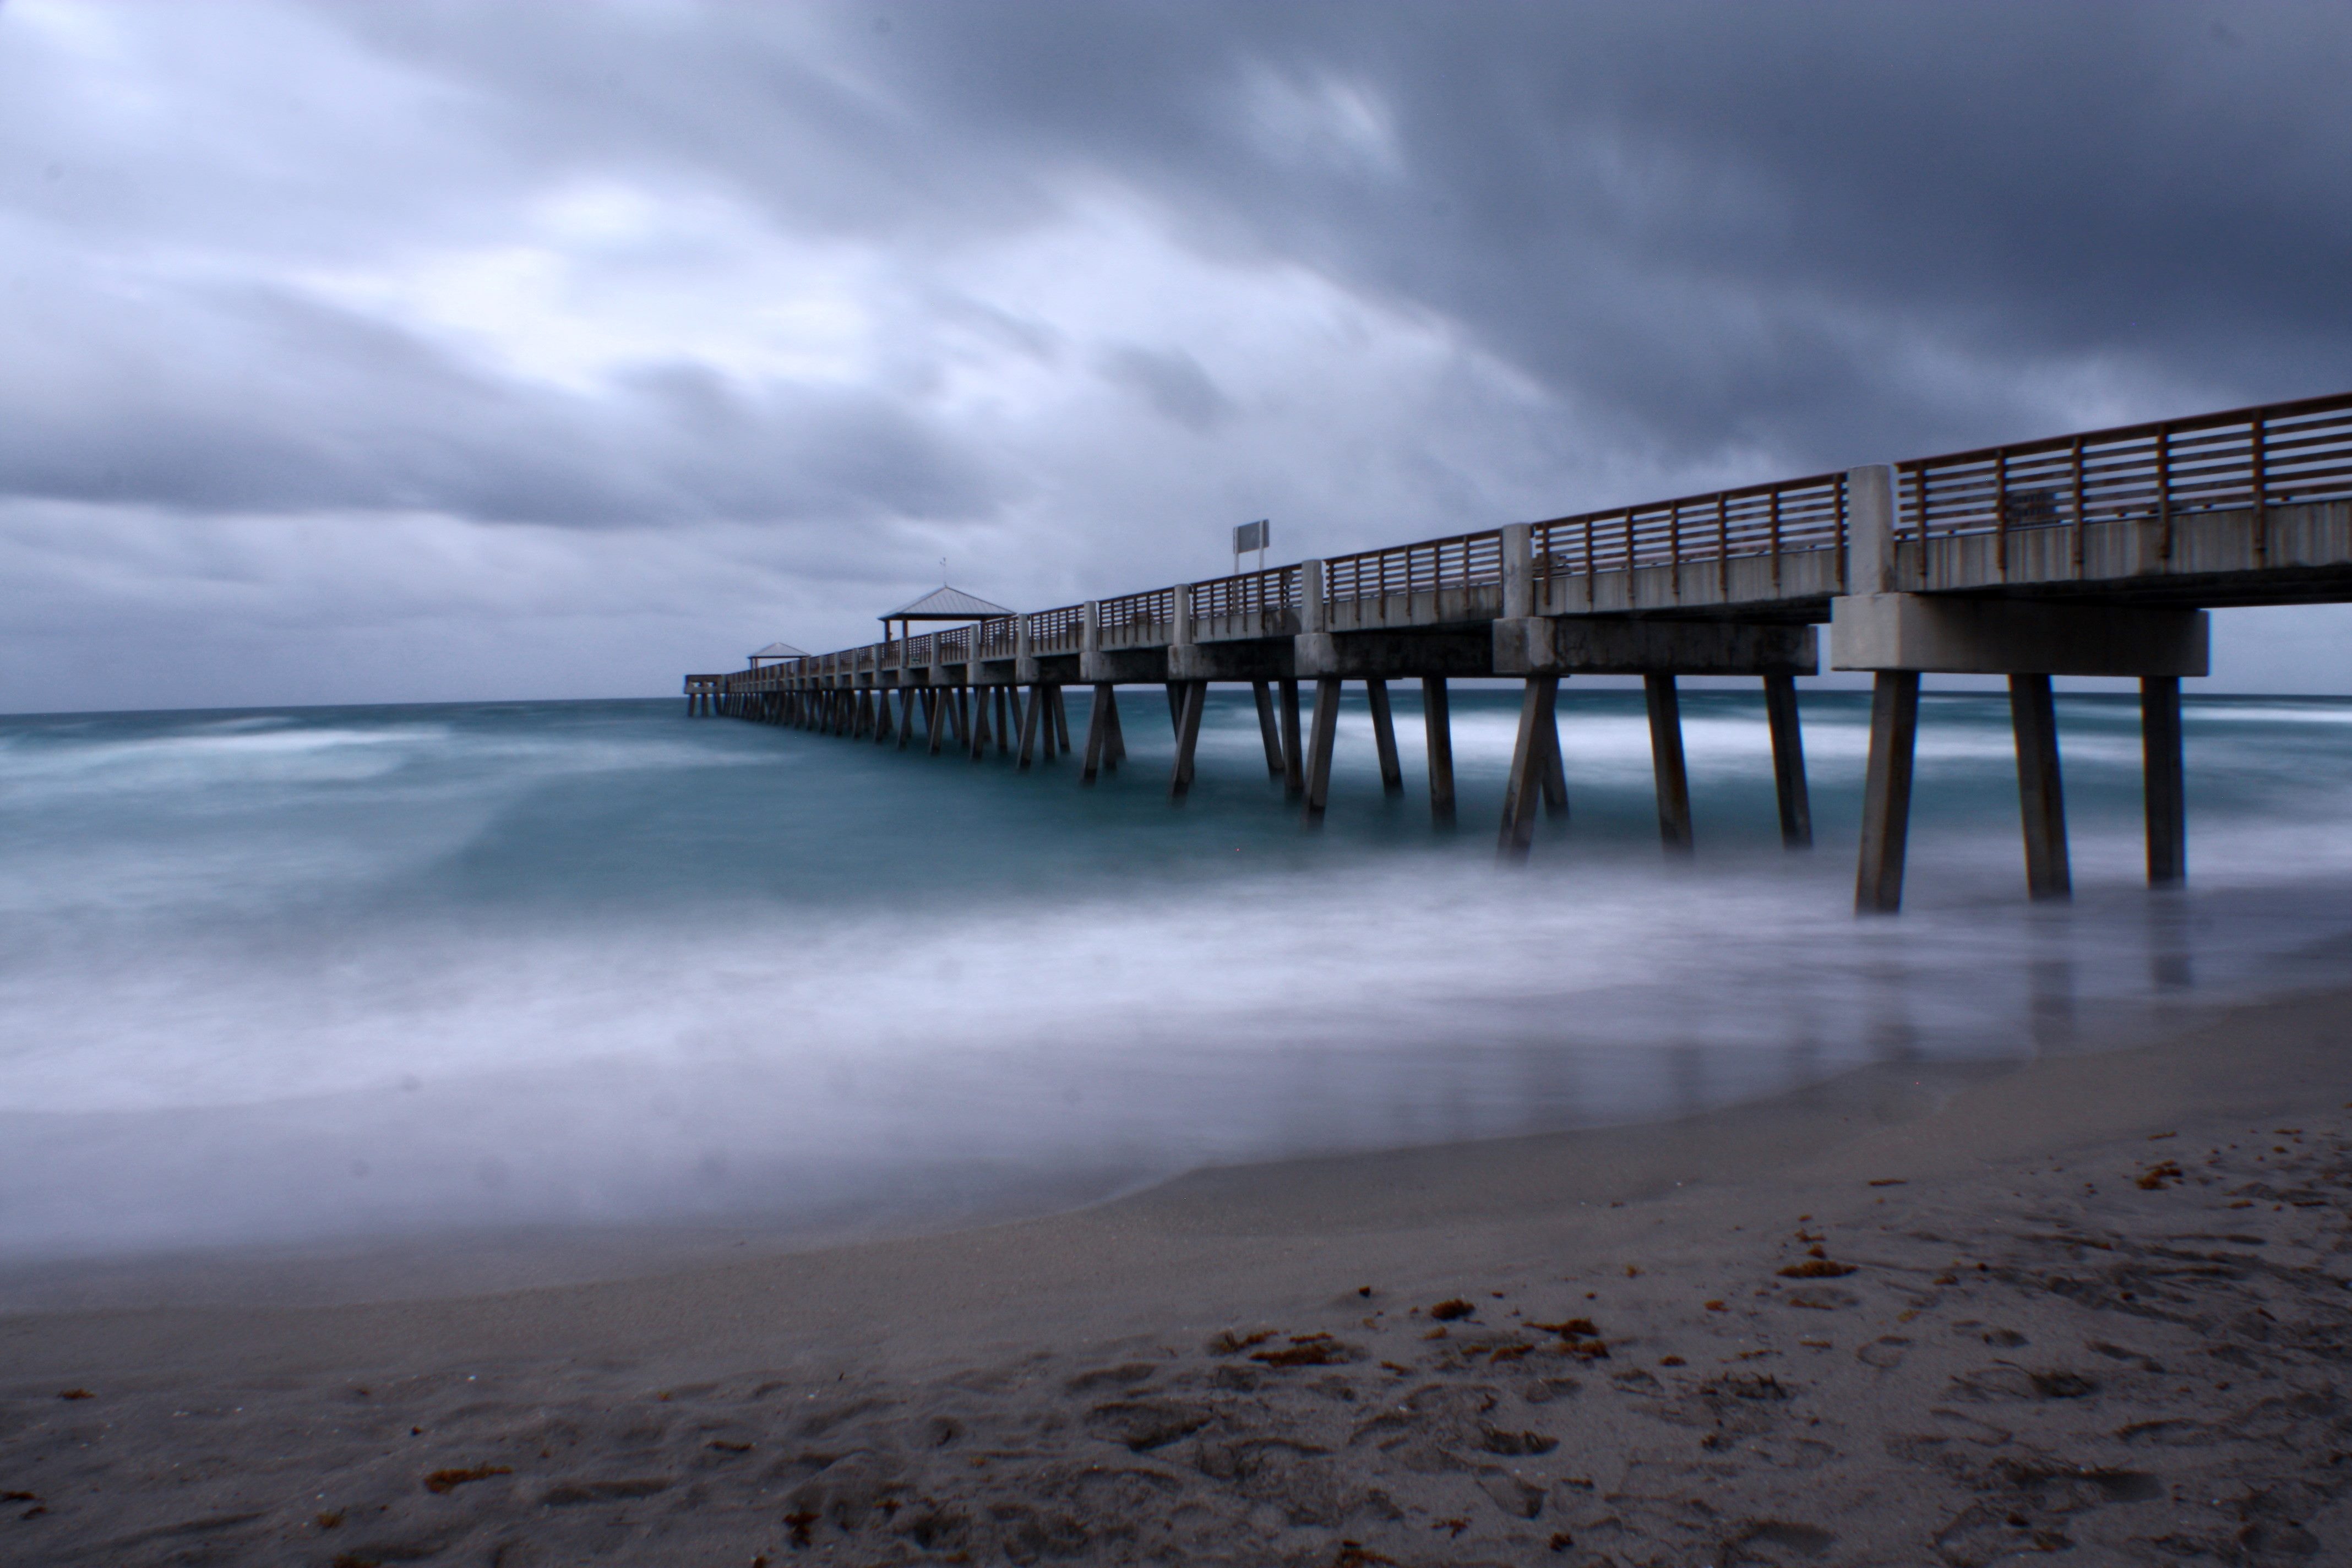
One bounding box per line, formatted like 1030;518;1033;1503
4;687;2350;1262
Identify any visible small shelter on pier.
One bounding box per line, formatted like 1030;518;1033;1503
879;585;1015;644
748;640;808;668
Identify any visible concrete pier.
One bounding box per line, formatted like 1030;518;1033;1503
690;389;2352;912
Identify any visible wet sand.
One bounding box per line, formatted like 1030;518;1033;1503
5;986;2351;1566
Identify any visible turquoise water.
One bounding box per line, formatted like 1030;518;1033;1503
3;688;2350;1258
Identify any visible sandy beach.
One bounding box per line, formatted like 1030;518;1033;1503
5;985;2351;1566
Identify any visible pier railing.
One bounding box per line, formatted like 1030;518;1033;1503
1324;531;1502;604
1028;603;1087;655
1532;471;1849;591
711;389;2352;687
1895;391;2352;560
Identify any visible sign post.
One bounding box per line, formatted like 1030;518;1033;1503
1232;518;1270;577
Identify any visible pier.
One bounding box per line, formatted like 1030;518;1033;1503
687;391;2352;912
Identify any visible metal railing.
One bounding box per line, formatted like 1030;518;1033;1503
1531;472;1848;597
1028;603;1086;653
1896;391;2352;568
1193;564;1302;619
1098;586;1176;636
1324;531;1502;604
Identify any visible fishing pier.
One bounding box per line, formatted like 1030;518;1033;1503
687;391;2352;912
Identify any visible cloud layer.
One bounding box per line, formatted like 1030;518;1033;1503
5;0;2350;707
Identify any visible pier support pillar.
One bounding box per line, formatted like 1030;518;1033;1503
927;687;949;755
875;690;894;744
1646;674;1694;851
995;687;1011;757
1302;677;1342;826
1422;677;1456;826
1251;681;1283;777
2010;673;2071;901
1366;678;1404;794
969;683;992;760
1166;682;1184;738
1082;684;1115;785
1278;679;1305;798
1102;685;1126;769
1763;673;1811;848
1855;672;1921;914
1498;676;1561;862
1169;680;1206;801
1049;685;1072;755
1017;684;1043;769
2142;675;2186;885
1539;694;1568;821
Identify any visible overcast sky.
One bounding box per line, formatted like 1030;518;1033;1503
6;0;2351;711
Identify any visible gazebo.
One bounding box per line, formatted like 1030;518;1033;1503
747;640;809;668
879;585;1016;645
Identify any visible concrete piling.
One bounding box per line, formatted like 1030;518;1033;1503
1302;677;1342;825
1498;675;1561;863
1366;679;1404;794
1422;676;1455;826
1763;673;1811;848
1855;671;1922;914
1251;682;1283;778
2008;673;2071;900
2142;675;2186;886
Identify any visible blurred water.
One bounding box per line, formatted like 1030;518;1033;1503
2;687;2349;1259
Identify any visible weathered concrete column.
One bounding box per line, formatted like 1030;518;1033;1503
1365;678;1404;793
1102;684;1126;768
927;683;949;755
1302;676;1342;826
1278;678;1304;797
1049;685;1071;755
1016;684;1043;769
1498;676;1561;862
2010;673;2070;900
2143;676;2186;885
1760;675;1810;847
1251;682;1283;776
1169;680;1206;801
1539;695;1568;820
1501;522;1534;619
1422;676;1456;826
1645;673;1693;853
896;688;916;750
994;685;1011;757
1846;464;1896;595
1855;672;1921;914
1081;684;1115;786
968;679;992;760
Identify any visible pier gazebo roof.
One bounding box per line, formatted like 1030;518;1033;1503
881;585;1015;622
748;640;808;668
880;584;1015;644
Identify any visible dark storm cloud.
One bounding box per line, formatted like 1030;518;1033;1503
814;0;2352;463
12;0;2352;527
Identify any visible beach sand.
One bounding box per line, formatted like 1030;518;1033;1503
6;986;2352;1566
